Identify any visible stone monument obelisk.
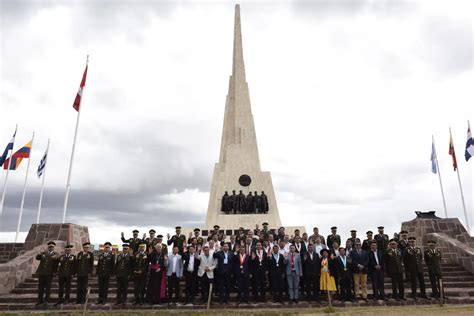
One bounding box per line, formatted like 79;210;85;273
205;4;282;230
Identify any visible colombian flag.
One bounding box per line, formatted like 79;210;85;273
3;140;32;170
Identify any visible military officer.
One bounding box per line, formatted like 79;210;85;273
132;243;149;305
404;237;428;300
156;234;168;254
385;239;405;300
35;241;59;305
424;240;444;299
349;230;361;250
55;244;75;305
362;231;374;251
327;226;341;248
188;228;204;246
75;242;94;304
167;226;187;254
121;230;142;253
96;242;115;304
261;222;272;240
397;230;410;281
207;225;224;242
115;244;133;305
144;229;159;253
374;226;389;253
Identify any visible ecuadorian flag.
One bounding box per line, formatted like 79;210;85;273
3;140;32;170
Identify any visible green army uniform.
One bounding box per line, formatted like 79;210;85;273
56;250;76;304
132;250;149;304
35;243;59;304
115;246;133;304
96;246;115;304
168;234;186;254
404;241;427;299
385;244;405;300
424;242;443;298
75;247;94;304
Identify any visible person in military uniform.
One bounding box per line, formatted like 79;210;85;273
55;244;75;305
156;234;168;254
424;240;445;299
349;230;361;250
207;225;224;242
167;226;187;254
188;228;204;246
121;230;143;253
115;244;133;306
374;226;389;253
404;237;428;300
143;229;159;253
362;231;374;252
96;242;115;304
261;222;272;240
327;226;341;248
397;230;410;281
75;242;94;304
236;227;246;244
35;241;59;305
385;239;405;300
133;243;149;305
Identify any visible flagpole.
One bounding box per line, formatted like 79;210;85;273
433;135;448;218
0;124;17;219
450;127;470;235
15;132;34;242
62;56;88;224
36;138;49;224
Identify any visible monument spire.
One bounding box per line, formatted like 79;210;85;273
232;4;246;80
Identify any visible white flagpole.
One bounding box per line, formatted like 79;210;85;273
433;135;448;218
36;138;49;224
0;124;18;219
450;127;470;235
62;56;88;224
15;132;34;242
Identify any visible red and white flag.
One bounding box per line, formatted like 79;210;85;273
73;64;88;111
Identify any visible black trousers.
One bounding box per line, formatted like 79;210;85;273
200;274;213;302
236;272;250;301
429;272;441;298
217;272;231;303
305;274;320;300
58;276;72;300
134;274;147;303
339;276;352;301
389;272;405;299
252;270;266;300
146;270;162;304
37;275;53;303
410;270;426;297
98;275;110;302
371;270;385;299
76;275;89;304
270;272;284;302
167;273;180;303
116;276;129;303
185;271;198;303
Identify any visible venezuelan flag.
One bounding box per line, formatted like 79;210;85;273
3;140;32;170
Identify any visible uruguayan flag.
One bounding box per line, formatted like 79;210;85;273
37;150;48;178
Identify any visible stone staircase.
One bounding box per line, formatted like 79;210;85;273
0;262;473;311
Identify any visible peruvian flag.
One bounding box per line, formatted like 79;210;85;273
73;64;88;111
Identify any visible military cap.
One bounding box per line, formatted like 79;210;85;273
350;230;357;233
132;230;139;233
262;222;269;226
427;240;437;244
104;242;112;246
175;226;182;229
366;231;373;235
377;226;384;229
47;241;56;246
320;248;330;256
388;239;397;244
149;229;156;233
294;229;300;232
331;226;337;230
65;244;73;248
194;228;201;232
400;230;408;234
122;244;130;248
82;242;90;246
408;237;416;241
213;225;220;229
157;234;163;238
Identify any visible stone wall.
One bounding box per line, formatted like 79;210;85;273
23;223;90;252
0;243;24;264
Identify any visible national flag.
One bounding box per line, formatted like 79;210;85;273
431;140;437;174
73;64;88;111
0;128;16;167
37;148;48;178
449;133;457;171
465;124;474;161
3;140;32;170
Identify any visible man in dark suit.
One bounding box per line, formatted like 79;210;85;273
213;243;234;304
386;239;405;300
302;243;321;302
350;241;368;301
368;241;387;300
234;246;251;304
251;242;268;302
268;245;285;303
292;235;307;254
35;241;59;305
183;245;200;305
75;242;94;305
335;247;353;302
96;242;115;304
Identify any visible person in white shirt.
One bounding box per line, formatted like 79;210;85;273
314;236;327;256
166;246;183;305
198;246;217;304
182;245;200;305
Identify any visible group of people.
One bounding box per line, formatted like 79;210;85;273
221;190;269;214
35;223;445;307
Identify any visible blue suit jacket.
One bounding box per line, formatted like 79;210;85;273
285;253;303;276
213;250;234;275
350;249;369;273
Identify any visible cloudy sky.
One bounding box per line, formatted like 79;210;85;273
0;0;472;246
